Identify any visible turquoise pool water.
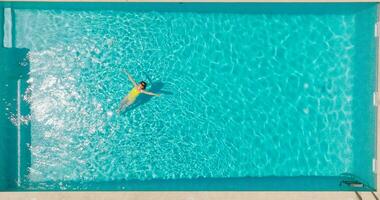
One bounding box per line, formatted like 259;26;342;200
0;3;377;191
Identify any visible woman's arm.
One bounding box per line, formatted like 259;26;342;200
141;90;160;96
123;69;137;87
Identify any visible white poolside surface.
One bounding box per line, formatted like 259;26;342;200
0;191;379;200
1;0;379;199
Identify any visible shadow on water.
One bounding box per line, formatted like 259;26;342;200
121;81;173;114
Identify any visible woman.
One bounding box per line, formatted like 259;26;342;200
117;69;160;113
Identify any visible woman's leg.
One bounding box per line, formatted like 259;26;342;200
117;96;129;113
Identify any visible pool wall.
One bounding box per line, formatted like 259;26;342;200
0;50;31;191
0;3;31;190
351;3;378;189
0;5;5;191
18;176;367;191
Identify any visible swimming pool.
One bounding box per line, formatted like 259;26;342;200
0;2;378;191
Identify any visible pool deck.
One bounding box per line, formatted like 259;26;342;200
1;0;380;2
1;0;380;199
5;0;380;2
0;191;378;200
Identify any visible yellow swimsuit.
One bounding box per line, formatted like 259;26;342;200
127;87;141;103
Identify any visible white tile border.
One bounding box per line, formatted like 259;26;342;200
0;0;379;199
0;191;371;200
376;1;380;194
3;8;11;48
0;0;379;2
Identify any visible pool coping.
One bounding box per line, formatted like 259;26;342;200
1;0;380;199
1;0;380;2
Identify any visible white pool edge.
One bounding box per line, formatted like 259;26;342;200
1;0;380;2
16;79;21;187
3;7;11;48
0;1;379;199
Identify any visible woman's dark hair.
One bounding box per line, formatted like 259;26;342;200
140;81;147;89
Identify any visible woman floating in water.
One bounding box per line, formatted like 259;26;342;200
117;69;160;113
